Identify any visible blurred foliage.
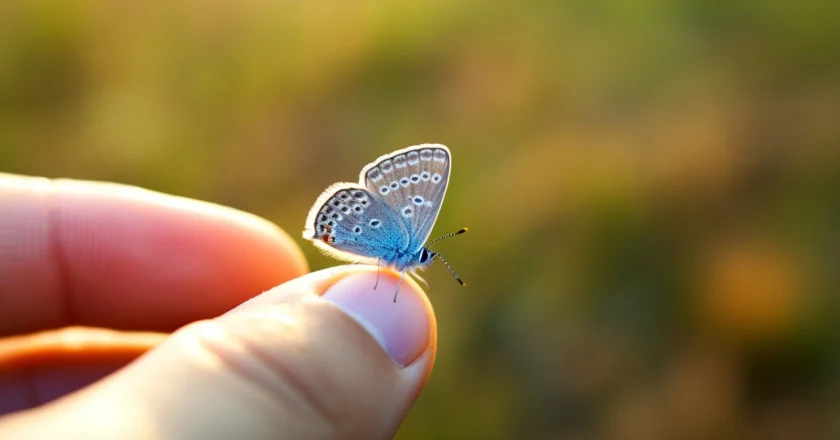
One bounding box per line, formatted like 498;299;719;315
2;1;840;438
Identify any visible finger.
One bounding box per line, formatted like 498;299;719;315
0;266;437;440
0;174;308;335
0;327;164;415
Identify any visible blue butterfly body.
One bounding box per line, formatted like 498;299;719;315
303;144;461;289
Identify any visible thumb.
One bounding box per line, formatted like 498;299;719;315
0;266;437;440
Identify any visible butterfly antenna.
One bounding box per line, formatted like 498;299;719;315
434;252;466;287
427;227;468;246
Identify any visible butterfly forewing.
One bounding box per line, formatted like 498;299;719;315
304;184;410;264
360;144;451;249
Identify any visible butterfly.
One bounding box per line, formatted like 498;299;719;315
303;144;467;301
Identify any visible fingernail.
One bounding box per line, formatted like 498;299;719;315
321;271;432;366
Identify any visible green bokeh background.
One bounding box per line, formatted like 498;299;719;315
2;1;840;438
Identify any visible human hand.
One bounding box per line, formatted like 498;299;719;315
0;173;436;439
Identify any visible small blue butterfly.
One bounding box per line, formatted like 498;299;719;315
303;144;466;301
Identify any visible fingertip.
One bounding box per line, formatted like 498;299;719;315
0;175;310;333
320;268;436;367
228;266;438;367
49;179;311;328
53;178;309;276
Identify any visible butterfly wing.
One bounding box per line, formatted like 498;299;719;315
303;183;410;264
360;144;451;250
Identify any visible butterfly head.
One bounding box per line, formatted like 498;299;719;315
412;227;469;286
417;247;438;269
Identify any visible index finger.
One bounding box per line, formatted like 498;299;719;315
0;174;308;336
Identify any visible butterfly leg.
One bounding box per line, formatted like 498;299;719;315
392;271;406;303
409;270;430;290
374;259;381;290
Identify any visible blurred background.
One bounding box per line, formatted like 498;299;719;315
2;1;839;438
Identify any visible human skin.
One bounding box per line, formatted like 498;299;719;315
0;173;437;439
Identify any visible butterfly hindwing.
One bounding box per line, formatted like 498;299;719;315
360;144;451;250
303;183;410;264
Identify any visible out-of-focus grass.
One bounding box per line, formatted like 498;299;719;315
2;1;840;438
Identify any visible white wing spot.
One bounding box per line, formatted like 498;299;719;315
407;151;420;165
367;168;383;182
393;155;407;168
433;149;447;162
402;206;414;218
424;201;433;207
380;160;394;173
431;173;442;184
